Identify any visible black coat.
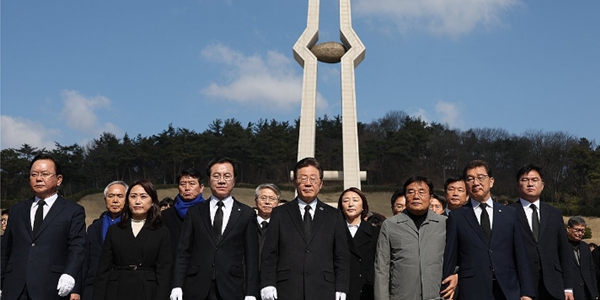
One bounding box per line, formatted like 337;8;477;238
347;220;379;300
260;199;350;300
172;198;260;300
512;201;573;298
161;207;184;262
93;221;172;300
76;212;109;300
569;240;599;300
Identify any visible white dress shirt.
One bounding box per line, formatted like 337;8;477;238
519;198;541;231
297;199;317;219
471;198;494;229
209;195;234;234
30;193;59;229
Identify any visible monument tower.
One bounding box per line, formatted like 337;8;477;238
294;0;366;189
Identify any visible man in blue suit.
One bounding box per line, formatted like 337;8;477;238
442;160;534;300
1;153;86;300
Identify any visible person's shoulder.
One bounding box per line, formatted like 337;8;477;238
162;207;176;218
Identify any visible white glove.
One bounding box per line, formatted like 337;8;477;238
244;297;256;300
57;274;75;297
170;287;183;300
335;291;346;300
261;286;278;300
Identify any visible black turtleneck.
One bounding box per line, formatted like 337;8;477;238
404;209;428;229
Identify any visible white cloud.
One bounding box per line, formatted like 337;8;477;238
200;43;328;110
354;0;521;38
411;108;431;123
59;90;121;136
435;100;464;129
0;115;58;150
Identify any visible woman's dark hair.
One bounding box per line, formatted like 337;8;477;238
337;187;369;220
119;179;162;230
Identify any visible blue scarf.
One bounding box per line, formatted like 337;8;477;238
101;213;121;241
174;194;205;219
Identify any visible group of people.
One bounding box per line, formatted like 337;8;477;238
1;153;599;300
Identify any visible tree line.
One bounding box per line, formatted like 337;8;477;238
2;110;599;215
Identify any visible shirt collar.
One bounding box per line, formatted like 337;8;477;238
35;193;58;206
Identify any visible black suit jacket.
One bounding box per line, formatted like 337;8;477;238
172;198;259;299
347;220;379;300
512;201;573;298
569;240;599;300
260;199;350;300
443;200;535;299
93;221;172;300
1;196;86;300
161;207;185;262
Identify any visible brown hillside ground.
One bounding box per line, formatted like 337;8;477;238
79;187;600;245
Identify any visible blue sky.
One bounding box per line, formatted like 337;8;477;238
2;0;599;150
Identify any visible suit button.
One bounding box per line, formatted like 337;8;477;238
32;243;35;247
306;249;310;253
305;273;310;277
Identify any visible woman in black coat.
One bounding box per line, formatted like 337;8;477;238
93;180;172;300
337;187;380;300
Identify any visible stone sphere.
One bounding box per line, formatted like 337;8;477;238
310;42;346;63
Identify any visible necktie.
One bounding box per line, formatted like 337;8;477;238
260;221;269;235
531;204;540;242
480;202;491;241
303;205;312;238
213;200;224;242
33;199;46;235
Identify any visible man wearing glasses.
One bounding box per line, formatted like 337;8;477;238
170;157;259;300
1;153;86;299
512;164;574;300
260;157;349;300
566;216;599;300
254;183;281;257
442;160;534;300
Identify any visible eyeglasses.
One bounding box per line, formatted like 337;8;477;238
258;196;278;202
406;189;428;197
297;176;320;184
30;172;56;179
569;227;586;234
211;174;233;182
466;175;489;183
519;178;542;185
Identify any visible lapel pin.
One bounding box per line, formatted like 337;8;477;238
238;208;241;211
319;207;324;211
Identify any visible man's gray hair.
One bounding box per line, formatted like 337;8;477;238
103;181;129;197
255;183;281;200
568;215;587;228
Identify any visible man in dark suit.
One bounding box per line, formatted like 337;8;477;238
1;153;86;300
254;183;281;258
442;160;535;300
260;157;349;300
170;157;259;300
566;216;599;300
73;180;128;300
163;168;205;261
511;164;574;300
444;175;468;215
